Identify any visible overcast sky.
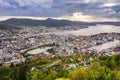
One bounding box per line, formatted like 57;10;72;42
0;0;120;22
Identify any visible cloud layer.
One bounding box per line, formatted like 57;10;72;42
0;0;120;21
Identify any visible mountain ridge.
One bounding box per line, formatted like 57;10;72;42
0;18;120;30
0;18;95;27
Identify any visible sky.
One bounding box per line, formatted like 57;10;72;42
0;0;120;22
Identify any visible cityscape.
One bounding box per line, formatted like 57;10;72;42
0;0;120;80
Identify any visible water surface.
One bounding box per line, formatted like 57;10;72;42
52;25;120;36
88;40;120;52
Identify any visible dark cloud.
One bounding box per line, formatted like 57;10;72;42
0;0;120;20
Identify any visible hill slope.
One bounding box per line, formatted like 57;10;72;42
0;24;21;30
0;18;120;30
0;18;95;27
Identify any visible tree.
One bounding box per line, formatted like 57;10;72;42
106;56;116;70
9;63;15;68
69;66;87;80
31;71;46;80
87;62;116;80
16;63;30;80
0;67;10;80
45;69;57;80
56;66;69;78
88;61;100;71
116;71;120;80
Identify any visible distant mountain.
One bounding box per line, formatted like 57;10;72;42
0;18;95;27
0;18;120;30
94;22;120;26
